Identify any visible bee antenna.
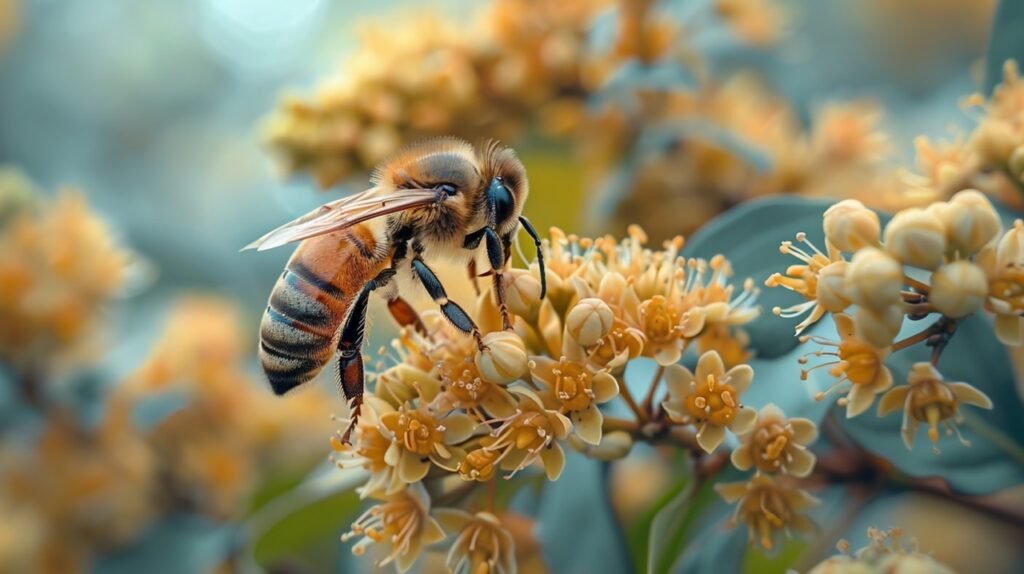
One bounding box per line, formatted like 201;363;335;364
519;215;547;299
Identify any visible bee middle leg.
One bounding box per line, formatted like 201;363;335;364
464;227;513;330
410;257;485;350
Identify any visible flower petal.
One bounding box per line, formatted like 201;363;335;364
443;413;478;444
592;372;620;403
788;418;818;444
730;446;754;471
695;350;726;383
574;404;603;445
785;446;816;478
434;508;472;534
947;381;993;409
652;341;684;366
845;384;875;418
696;423;726;453
725;364;754;395
877;386;910;416
422;516;447;545
663;364;694;398
540;443;566;480
731;406;758;434
398;450;431;483
714;480;748;503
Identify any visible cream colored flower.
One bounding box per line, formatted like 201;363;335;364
929;260;987;318
801;313;893;417
852;304;904;348
978;221;1024;345
940;190;1001;256
532;352;619;445
484;388;572;480
586;317;646;372
766;232;845;334
566;298;614;346
331;397;404;497
435;509;516;574
822;199;881;252
662;350;756;452
731;404;817;477
503;268;543;324
343;483;446;573
716;473;819;551
378;401;478;483
883;207;946;269
809;527;955;574
878;362;992;452
476;331;529;384
845;247;903;310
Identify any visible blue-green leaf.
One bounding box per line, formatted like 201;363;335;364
95;515;236;574
683;196;835;358
985;0;1024;94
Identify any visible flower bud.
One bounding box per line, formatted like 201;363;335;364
997;219;1024;266
565;298;614;346
883;208;946;269
475;331;528;384
1009;145;1024;181
504;269;543;323
854;304;904;348
846;248;903;310
817;261;851;313
970;119;1016;166
568;430;634;461
940;189;1001;256
929;261;987;318
822;199;881;252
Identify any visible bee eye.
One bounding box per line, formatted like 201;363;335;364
435;183;458;197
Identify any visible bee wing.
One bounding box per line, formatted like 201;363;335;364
243;188;439;251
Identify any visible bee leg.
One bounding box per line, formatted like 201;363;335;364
518;216;547;299
336;268;395;443
410;257;485;350
467;259;482;296
387;296;427;335
482;228;513;330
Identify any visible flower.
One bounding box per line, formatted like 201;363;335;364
715;473;819;551
766;232;845;334
877;362;992;452
928;260;987;318
662;350;757;452
532;351;619;444
731;404;817;477
457;448;501;482
435;509;516;574
809;527;955;574
342;483;446;573
378;401;478;483
484;388;572;480
977;220;1024;344
800;313;893;417
331;397;405;497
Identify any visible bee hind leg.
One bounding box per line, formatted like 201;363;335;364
410;257;485;350
386;296;427;335
336;268;394;443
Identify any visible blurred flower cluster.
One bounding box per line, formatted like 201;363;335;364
0;172;334;571
769;193;1007;451
332;224;766;571
808;527;955;574
905;60;1024;210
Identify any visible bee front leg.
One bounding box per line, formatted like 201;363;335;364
482;227;513;331
336;267;395;443
410;257;485;350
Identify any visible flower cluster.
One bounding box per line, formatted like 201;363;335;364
0;170;130;375
808;527;955;574
264;0;612;188
333;225;760;571
768;193;1001;451
906;60;1024;209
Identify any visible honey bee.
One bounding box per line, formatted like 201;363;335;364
245;138;546;440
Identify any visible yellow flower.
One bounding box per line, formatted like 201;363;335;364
457;448;501;482
731;404;817;477
877;362;992;452
800;313;893;417
484;388;572;480
532;350;620;445
715;473;819;551
809;527;955;574
766;232;845;334
929;260;987;318
883;207;947;269
586;317;646;372
378;401;479;483
977;220;1024;344
822;199;881;253
435;509;516;574
331;397;404;497
343;483;446;573
661;350;757;452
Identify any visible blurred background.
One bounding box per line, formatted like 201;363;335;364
0;0;1020;572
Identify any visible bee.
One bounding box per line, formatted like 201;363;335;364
244;138;546;440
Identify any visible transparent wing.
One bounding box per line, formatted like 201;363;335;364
243;188;438;251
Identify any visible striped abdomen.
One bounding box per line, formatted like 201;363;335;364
259;226;387;395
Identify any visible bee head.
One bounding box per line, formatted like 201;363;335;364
481;141;528;236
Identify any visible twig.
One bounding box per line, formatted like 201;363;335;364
619;383;649;423
641;365;666;418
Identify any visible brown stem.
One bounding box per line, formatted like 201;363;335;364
618;383;649;423
602;416;641;434
641;365;666;418
902;275;931;294
891;326;935;351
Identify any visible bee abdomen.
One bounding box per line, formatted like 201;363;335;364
259;264;346;395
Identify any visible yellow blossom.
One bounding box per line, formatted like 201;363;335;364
378;401;478;483
977;220;1024;345
342;483;446;573
800;313;893;417
731;404;817;477
484;388;572;480
715;473;819;551
766;232;845;334
878;362;992;452
435;510;516;574
822;199;881;253
532;348;620;444
661;350;757;452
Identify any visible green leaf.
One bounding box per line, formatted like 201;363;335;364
648;477;721;574
985;0;1024;94
683;196;835;358
96;515;235;574
626;478;688;573
742;537;807;574
246;466;365;568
